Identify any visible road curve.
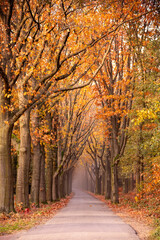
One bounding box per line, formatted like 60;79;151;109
1;189;139;240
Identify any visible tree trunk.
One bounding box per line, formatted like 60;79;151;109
111;163;119;203
52;144;58;200
129;173;135;191
66;172;70;195
58;174;65;199
0;85;14;213
31;141;41;206
123;177;129;194
101;172;105;195
16;109;31;208
31;109;41;206
68;170;73;194
46;147;53;202
136;124;144;193
46;112;53;202
85;167;88;191
39;144;46;203
95;168;100;194
105;155;111;199
98;175;102;194
88;174;93;192
52;174;59;201
111;124;119;204
0;125;14;213
64;172;68;196
136;158;141;193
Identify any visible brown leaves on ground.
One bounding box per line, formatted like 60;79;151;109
0;195;72;236
89;191;158;240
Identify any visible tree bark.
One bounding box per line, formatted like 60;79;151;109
111;163;119;203
68;170;73;194
129;173;135;191
136;158;141;193
110;120;119;203
105;154;111;199
31;141;41;206
52;174;59;201
58;174;65;199
101;172;105;195
46;112;53;202
46;147;53;202
64;172;68;196
66;172;70;195
95;171;99;194
16;109;31;207
0;84;14;213
123;177;129;194
31;109;41;206
52;145;58;200
39;144;46;203
0;125;14;213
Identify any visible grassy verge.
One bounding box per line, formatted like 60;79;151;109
149;226;160;240
0;195;72;236
149;219;160;240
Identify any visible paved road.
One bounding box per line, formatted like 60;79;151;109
1;189;139;240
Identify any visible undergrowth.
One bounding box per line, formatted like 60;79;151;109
0;195;71;235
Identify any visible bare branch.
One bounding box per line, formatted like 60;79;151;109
56;29;70;69
26;0;40;29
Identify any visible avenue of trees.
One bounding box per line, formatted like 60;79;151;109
0;0;159;213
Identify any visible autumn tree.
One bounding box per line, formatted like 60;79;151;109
0;0;158;212
52;88;95;199
0;0;102;212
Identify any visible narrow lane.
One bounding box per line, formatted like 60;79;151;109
4;190;139;240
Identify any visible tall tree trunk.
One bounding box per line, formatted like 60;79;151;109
0;85;14;213
64;172;68;196
111;163;119;203
66;172;70;195
105;155;111;199
111;122;119;203
136;158;141;193
46;147;53;202
68;170;73;194
39;144;46;203
123;177;129;194
129;173;135;191
52;104;58;200
136;124;144;193
31;141;41;206
31;109;41;206
16;109;31;208
58;173;65;199
95;170;99;194
46;112;53;202
52;144;58;201
0;125;14;213
85;168;88;191
101;172;105;195
52;174;59;201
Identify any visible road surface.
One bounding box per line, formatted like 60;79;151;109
1;189;139;240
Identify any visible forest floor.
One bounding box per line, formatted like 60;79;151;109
0;195;72;236
89;190;160;240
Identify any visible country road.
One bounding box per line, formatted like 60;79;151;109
0;189;139;240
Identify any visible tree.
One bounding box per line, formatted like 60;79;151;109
52;88;95;198
0;0;158;212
